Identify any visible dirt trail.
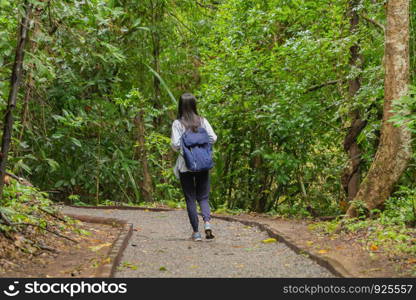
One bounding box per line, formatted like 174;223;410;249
62;207;334;278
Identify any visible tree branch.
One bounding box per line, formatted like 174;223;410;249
4;171;33;186
305;80;340;93
6;222;78;243
360;14;385;32
167;11;196;34
0;211;12;226
39;207;67;223
196;1;219;10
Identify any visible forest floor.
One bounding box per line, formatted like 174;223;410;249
0;219;120;277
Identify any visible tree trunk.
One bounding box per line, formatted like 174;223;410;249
341;112;366;201
19;9;41;143
346;0;412;217
151;0;163;126
341;0;367;206
0;2;33;198
251;154;268;213
134;111;154;202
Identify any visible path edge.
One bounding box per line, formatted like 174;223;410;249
64;213;133;278
67;205;351;278
211;214;352;278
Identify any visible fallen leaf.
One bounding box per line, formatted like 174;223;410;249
306;241;314;246
367;268;381;272
91;260;100;268
262;238;277;244
14;236;25;248
159;266;167;271
369;244;378;251
89;243;112;252
318;249;328;254
119;261;138;270
102;257;111;264
407;258;416;264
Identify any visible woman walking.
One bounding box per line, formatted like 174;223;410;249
171;93;217;241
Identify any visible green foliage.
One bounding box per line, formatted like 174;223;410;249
196;0;382;213
0;179;58;233
1;0;203;205
382;187;416;226
390;85;416;133
0;0;415;226
309;192;416;260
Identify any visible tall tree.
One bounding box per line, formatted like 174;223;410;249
341;0;367;204
0;1;33;198
150;0;164;126
346;0;412;217
134;110;154;202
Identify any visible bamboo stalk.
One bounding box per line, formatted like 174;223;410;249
0;2;33;197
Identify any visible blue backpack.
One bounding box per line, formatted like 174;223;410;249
181;127;214;172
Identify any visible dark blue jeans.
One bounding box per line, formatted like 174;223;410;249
179;171;211;232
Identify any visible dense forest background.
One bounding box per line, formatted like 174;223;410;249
0;0;415;223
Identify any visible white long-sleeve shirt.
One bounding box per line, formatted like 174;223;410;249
171;117;217;178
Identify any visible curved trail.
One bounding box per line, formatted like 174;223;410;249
62;207;334;278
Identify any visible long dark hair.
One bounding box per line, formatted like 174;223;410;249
178;93;201;132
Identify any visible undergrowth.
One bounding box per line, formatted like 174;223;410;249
307;194;416;276
0;178;83;270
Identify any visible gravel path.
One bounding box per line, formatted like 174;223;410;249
62;207;334;278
